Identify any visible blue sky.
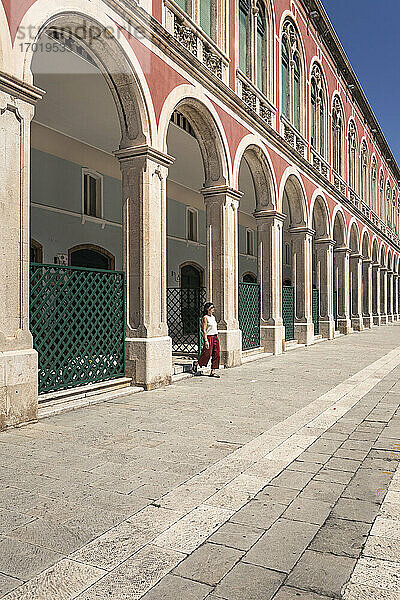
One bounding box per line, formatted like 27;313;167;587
322;0;400;166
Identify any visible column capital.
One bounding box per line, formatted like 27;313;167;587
114;144;175;167
289;226;315;237
334;245;351;255
201;185;243;201
362;258;373;264
380;266;388;272
0;71;44;104
315;237;335;247
253;209;286;223
372;262;380;268
387;269;394;275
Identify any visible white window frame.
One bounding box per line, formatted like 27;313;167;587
246;228;255;256
82;168;103;220
186;207;199;242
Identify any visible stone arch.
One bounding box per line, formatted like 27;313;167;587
68;244;115;270
387;249;393;272
233;137;277;211
371;238;379;263
0;2;12;73
310;193;331;239
361;230;371;260
280;170;308;227
348;220;360;253
159;86;231;188
19;3;154;147
332;209;347;247
380;244;387;267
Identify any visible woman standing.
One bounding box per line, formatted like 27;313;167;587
193;302;220;378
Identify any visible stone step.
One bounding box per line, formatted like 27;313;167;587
39;377;133;405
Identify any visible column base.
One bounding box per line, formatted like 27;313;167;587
260;324;285;355
380;314;388;325
218;329;242;368
373;314;381;326
319;319;335;340
363;315;373;329
125;336;172;390
351;316;364;331
0;348;38;431
294;321;315;345
388;314;393;323
337;317;352;335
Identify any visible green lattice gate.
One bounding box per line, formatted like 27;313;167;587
282;285;295;341
333;291;338;330
312;288;320;335
167;287;206;354
30;263;125;395
238;282;261;350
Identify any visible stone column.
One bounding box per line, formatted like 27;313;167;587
290;227;314;345
334;247;352;334
0;76;43;430
115;145;174;390
350;253;364;331
387;270;393;322
202;186;242;367
362;259;373;328
254;210;286;354
372;263;381;325
380;267;388;324
393;274;399;320
314;238;335;339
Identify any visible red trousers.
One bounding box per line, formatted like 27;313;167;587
198;335;220;369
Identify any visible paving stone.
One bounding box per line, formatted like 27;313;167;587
0;509;35;535
8;517;93;555
208;522;263;551
229;500;286;529
0;536;64;580
363;534;400;561
255;484;299;505
296;452;330;465
320;432;348;442
342;469;393;503
361;457;397;471
243;518;318;573
314;469;354;485
299;480;346;504
141;574;212;599
331;498;380;523
0;574;21;596
269;469;314;490
173;543;243;585
287;461;321;474
349;432;379;441
333;448;369;461
309;517;371;557
341;440;373;452
307;439;343;455
286;550;357;598
350;556;400;591
324;457;362;472
213;562;285;600
282;497;332;525
273;587;336;600
342;582;399;600
372;438;400;451
370;515;400;539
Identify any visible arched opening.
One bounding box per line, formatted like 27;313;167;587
348;222;362;330
387;250;393;320
243;272;257;283
371;239;380;322
379;245;387;321
332;211;349;333
361;232;372;327
28;14;148;395
311;196;331;338
281;175;310;344
30;239;43;263
69;245;115;270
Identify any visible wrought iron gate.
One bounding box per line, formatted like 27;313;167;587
238;282;261;350
312;288;320;335
333;291;338;330
282;285;295;341
30;263;125;395
167;287;206;354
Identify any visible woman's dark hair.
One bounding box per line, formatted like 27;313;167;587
202;302;214;316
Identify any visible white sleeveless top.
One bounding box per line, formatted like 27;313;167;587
205;315;218;335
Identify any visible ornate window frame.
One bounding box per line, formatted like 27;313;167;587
360;140;369;205
347;119;358;192
370;156;377;214
310;62;326;158
281;18;304;133
331;95;344;177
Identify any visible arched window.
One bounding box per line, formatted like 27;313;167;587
69;245;115;270
386;183;392;226
200;0;213;38
243;272;257;283
310;64;326;156
360;141;369;204
392;189;397;232
379;172;384;219
332;97;344;176
30;239;43;263
281;20;303;131
177;0;219;42
370;157;377;213
239;1;270;95
348;120;357;191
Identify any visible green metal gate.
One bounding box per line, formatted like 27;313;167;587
333;291;338;330
30;263;125;395
238;282;261;350
282;285;295;341
167;287;206;354
312;289;320;335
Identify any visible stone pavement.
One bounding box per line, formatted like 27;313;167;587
0;325;400;598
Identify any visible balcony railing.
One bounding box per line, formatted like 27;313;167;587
310;147;330;180
280;115;307;158
236;71;275;128
332;171;347;196
164;0;229;82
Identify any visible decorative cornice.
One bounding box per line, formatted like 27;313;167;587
114;145;174;166
0;72;44;104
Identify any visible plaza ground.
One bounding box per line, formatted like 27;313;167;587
0;325;400;599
